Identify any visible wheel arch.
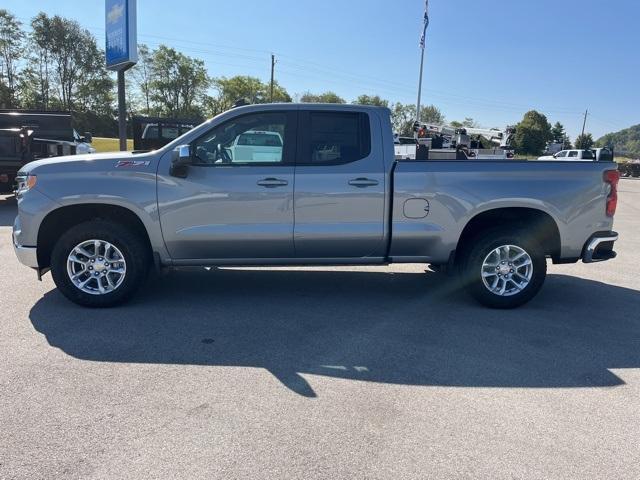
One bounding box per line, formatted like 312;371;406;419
37;203;154;269
456;207;562;264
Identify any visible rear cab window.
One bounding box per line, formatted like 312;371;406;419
299;111;371;165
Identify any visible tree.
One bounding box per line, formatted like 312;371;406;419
130;44;153;115
150;45;210;117
450;117;477;128
208;75;291;115
33;15;114;113
512;110;553;156
0;9;24;107
352;94;388;107
48;16;87;109
597;124;640;158
21;13;53;109
551;122;566;143
74;35;113;115
300;91;345;104
390;103;444;136
574;133;594;150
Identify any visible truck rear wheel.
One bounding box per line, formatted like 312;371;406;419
460;228;547;309
50;220;150;307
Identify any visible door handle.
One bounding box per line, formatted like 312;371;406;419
348;177;379;188
257;177;288;188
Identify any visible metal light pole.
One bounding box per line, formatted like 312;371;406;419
416;0;429;124
117;70;127;151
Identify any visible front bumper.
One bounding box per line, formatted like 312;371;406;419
12;217;39;268
13;241;38;268
582;231;618;263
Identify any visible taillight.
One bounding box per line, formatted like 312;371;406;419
604;169;620;217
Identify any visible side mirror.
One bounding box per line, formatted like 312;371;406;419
170;144;192;178
82;132;92;143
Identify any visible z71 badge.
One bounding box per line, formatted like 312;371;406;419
115;160;151;168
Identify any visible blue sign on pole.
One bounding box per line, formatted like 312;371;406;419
105;0;137;70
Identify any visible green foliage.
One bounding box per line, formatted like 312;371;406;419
574;133;594;150
207;75;291;116
512;110;553;155
551;122;566;143
300;91;346;104
129;44;153;115
149;45;209;118
597;124;640;157
391;103;444;136
353;94;388;107
450;117;477;128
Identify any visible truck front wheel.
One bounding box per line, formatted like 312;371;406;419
50;220;150;307
460;228;547;309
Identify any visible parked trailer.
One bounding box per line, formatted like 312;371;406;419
132;116;200;151
0;111;93;192
618;160;640;177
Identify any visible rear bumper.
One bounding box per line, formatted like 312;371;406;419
582;231;618;263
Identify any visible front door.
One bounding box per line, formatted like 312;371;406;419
157;110;297;260
293;110;386;258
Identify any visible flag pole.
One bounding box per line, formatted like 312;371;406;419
416;0;429;125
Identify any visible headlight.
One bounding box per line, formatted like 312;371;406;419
15;173;37;194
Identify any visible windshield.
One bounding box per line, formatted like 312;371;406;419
237;133;282;147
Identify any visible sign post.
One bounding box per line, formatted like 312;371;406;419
105;0;137;151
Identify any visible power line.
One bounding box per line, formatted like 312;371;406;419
14;15;589;118
56;19;585;115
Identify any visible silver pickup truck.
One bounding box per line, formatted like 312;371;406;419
12;104;620;308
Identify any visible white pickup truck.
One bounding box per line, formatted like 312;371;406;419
538;149;595;161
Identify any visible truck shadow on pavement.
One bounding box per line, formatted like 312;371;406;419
30;268;640;397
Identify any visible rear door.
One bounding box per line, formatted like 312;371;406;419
293;109;386;259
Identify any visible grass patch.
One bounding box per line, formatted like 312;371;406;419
92;137;133;153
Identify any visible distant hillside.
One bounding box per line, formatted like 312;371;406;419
597;124;640;158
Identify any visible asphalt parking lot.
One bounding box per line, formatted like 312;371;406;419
1;180;639;480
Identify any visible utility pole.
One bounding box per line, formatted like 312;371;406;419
581;109;588;137
416;0;429;124
270;54;276;103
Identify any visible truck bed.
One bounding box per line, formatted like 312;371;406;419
390;159;615;263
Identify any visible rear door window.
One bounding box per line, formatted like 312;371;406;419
299;111;371;165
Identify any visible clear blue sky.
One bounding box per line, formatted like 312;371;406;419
5;0;639;139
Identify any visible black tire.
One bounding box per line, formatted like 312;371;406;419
459;228;547;309
51;219;150;307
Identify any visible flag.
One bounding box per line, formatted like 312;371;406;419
419;0;429;49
